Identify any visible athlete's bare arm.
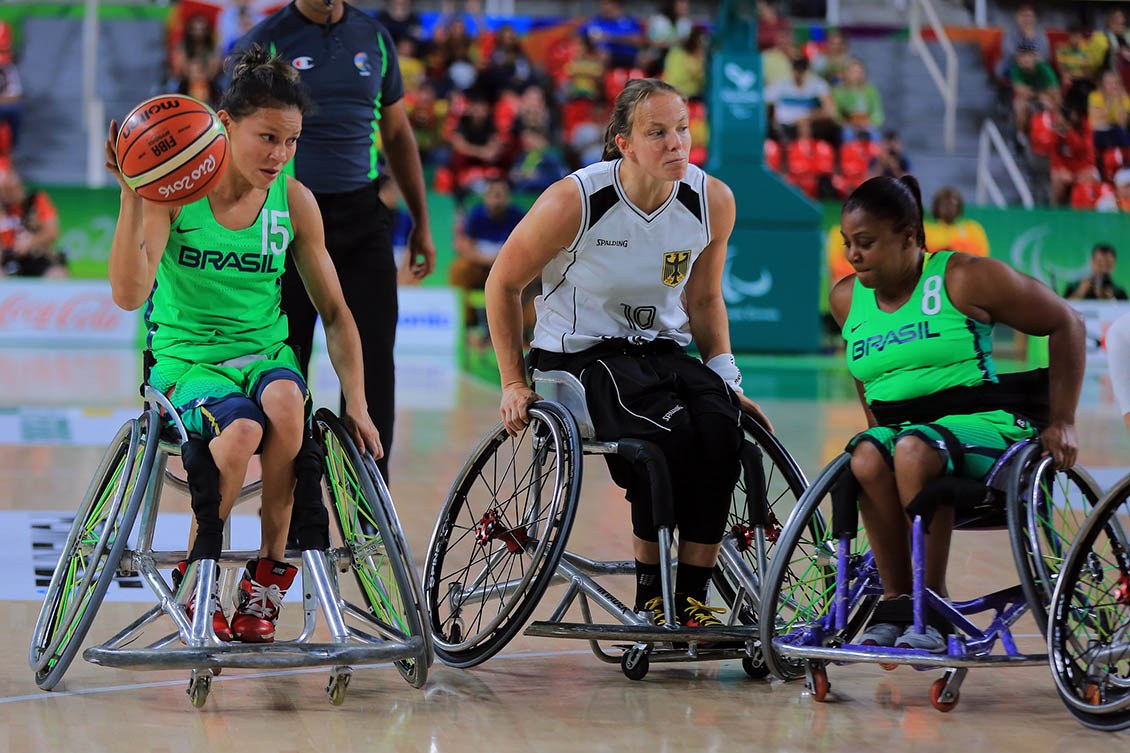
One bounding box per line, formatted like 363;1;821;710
486;176;583;435
684;176;735;363
829;274;877;427
946;254;1085;469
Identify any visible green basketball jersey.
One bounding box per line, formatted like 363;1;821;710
842;250;997;403
146;172;293;365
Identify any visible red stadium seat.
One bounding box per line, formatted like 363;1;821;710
764;139;781;172
1070;179;1115;210
838;139;881;193
786;137;835;198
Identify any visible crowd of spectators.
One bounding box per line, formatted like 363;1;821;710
995;4;1130;212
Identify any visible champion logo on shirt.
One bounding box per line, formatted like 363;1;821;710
292;56;315;70
354;52;372;76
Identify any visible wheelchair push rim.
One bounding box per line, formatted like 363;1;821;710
1047;474;1130;726
29;411;156;688
1007;443;1104;635
759;454;874;682
711;414;809;626
317;409;431;687
425;402;581;666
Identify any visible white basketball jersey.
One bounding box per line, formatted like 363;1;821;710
531;159;712;353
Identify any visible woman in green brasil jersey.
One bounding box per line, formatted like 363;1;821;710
829;174;1085;652
105;47;380;643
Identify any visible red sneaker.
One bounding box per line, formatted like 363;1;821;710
172;561;233;642
230;559;297;643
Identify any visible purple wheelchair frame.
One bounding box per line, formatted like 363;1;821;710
774;440;1048;710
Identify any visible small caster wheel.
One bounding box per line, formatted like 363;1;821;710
929;677;959;712
621;645;650;681
742;650;770;679
187;669;212;709
880;661;898;671
806;663;829;703
327;667;353;706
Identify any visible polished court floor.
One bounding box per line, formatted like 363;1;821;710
1;345;1127;751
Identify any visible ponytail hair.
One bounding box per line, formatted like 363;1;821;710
601;77;685;161
220;44;314;120
843;174;927;248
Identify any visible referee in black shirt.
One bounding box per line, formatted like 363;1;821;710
233;0;435;481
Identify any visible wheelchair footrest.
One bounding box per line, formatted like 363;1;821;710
772;639;1047;668
82;637;425;670
525;621;759;644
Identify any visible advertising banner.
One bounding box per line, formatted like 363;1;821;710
0;279;138;345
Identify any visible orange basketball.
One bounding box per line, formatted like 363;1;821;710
115;94;228;206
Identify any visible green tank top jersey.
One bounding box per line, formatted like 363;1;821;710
146;173;293;365
843;250;997;403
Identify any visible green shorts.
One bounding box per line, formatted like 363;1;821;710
150;343;310;440
846;409;1038;481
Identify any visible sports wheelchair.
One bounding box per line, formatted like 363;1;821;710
1047;469;1130;731
757;436;1102;712
28;385;431;708
423;369;808;680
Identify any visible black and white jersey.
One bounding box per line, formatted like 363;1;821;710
531;159;712;353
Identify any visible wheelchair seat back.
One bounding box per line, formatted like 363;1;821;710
531;370;597;439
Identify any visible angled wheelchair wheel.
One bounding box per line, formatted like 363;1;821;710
317;409;431;687
1047;475;1130;732
758;454;877;681
711;415;808;626
1007;442;1104;634
424;401;581;668
29;410;158;690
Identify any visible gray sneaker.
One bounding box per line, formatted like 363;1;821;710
857;622;903;647
895;624;947;652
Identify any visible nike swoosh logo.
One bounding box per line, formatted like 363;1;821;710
178;226;202;234
849;322;865;333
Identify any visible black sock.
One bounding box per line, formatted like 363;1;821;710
675;562;714;604
634;560;662;610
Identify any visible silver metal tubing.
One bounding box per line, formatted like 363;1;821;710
188;559;219;647
658;527;676;628
95;605;166;651
524;622;759;643
558;552;635;576
134;449;168;556
716;542;760;612
303;550;351;643
545;581;582;624
773;640;1048;668
83;637;426;670
579;593;623;665
555;556;644;626
135;556;194;639
127;549;325;570
146;387;189;446
581;441;619;455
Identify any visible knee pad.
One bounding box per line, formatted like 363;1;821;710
291;432;329;551
181;438;223;562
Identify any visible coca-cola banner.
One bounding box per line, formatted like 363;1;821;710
0;280;139;345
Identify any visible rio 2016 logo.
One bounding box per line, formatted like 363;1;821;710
156;153;218;199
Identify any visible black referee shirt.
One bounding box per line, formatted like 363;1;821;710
232;2;405;193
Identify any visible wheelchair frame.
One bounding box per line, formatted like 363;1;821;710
29;387;430;708
758;441;1103;712
424;369;808;680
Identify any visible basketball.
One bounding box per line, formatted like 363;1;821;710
115;94;228;206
